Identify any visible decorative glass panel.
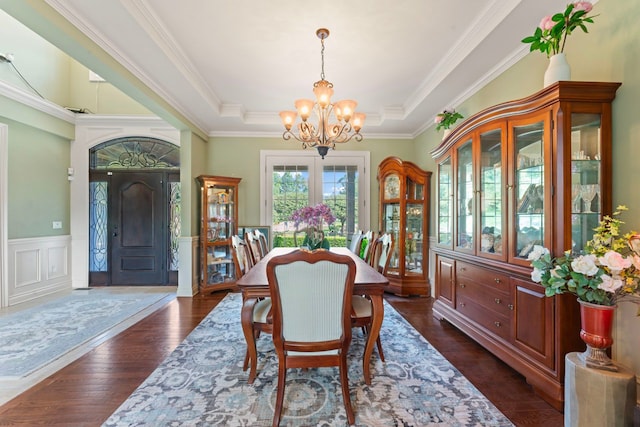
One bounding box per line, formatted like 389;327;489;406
514;121;544;259
456;141;473;250
480;129;503;255
169;182;181;271
89;181;108;272
322;165;359;238
437;157;452;246
406;203;423;273
570;113;602;252
90;137;179;169
271;165;310;246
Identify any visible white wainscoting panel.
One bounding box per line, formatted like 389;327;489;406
7;235;72;306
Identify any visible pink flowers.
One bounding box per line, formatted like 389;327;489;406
522;1;597;58
290;203;336;230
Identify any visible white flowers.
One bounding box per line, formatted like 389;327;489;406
527;245;550;262
571;254;599;276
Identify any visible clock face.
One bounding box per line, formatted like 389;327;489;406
384;175;400;199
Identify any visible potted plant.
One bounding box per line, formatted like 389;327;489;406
528;206;640;370
521;1;597;86
434;109;464;138
290;203;335;249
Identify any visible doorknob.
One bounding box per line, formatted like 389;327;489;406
113;226;118;237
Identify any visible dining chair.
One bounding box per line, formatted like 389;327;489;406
348;230;363;254
254;229;269;257
352;233;393;363
245;231;263;266
233;235;272;382
360;230;374;263
266;249;357;426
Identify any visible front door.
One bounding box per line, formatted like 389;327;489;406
110;172;166;285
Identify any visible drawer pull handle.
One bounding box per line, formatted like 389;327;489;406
508;304;514;310
495;298;501;304
494;321;501;327
459;303;465;307
459;283;466;288
494;278;502;283
460;267;466;272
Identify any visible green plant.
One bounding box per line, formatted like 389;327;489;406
529;206;640;307
521;1;597;58
434;109;463;132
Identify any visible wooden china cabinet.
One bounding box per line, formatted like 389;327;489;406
197;175;241;292
377;157;431;296
430;81;621;410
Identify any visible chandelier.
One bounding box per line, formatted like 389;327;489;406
279;28;365;159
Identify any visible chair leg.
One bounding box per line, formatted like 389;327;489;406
272;361;287;427
365;324;385;362
339;353;355;425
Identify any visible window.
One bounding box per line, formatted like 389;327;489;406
261;150;370;247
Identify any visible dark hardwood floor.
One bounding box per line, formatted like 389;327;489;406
0;290;563;426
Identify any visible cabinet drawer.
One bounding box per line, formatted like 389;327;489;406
457;294;511;340
456;261;510;294
457;278;513;317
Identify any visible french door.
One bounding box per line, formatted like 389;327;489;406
260;150;370;246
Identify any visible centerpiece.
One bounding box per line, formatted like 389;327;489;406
528;206;640;370
521;1;597;86
290;203;336;249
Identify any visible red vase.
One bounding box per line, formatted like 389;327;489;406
578;300;617;371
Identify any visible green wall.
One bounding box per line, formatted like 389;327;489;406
5;117;70;238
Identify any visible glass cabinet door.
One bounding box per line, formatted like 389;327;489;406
437;157;453;248
479;128;504;257
204;184;236;284
570;113;602;252
456;140;473;251
405;176;424;274
383;202;401;272
513;121;545;260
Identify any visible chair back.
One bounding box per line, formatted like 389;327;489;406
371;233;394;275
254;229;269;257
267;250;356;353
348;230;363;254
245;232;262;265
231;235;253;276
360;230;375;262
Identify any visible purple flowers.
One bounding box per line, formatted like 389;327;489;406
290;203;336;230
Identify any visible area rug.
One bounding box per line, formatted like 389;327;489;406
0;289;173;379
104;292;514;426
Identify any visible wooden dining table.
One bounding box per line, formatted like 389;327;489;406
236;247;389;385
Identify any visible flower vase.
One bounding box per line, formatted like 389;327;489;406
442;129;452;140
578;300;617;371
544;53;571;87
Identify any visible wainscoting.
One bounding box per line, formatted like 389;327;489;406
6;235;71;307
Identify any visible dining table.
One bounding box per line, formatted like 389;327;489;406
236;246;389;385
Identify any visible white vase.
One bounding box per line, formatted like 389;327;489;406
442;129;452;140
544;53;571;87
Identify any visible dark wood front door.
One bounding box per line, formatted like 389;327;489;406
110;172;165;285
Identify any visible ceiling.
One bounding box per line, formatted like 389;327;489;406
27;0;571;138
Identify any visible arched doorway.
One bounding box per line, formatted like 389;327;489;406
88;137;180;286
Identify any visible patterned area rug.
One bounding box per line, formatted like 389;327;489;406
0;290;172;379
104;293;514;426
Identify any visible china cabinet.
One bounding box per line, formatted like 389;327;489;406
430;81;620;410
377;157;432;296
197;175;241;292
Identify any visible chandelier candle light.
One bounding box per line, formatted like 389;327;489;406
279;28;365;159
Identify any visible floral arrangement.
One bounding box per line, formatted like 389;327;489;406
434;109;464;132
290;203;335;249
521;1;597;58
529;206;640;308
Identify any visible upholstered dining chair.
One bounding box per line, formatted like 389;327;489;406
232;235;272;382
245;231;263;266
351;233;394;363
266;249;357;426
348;230;363;254
360;230;375;264
254;229;269;257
